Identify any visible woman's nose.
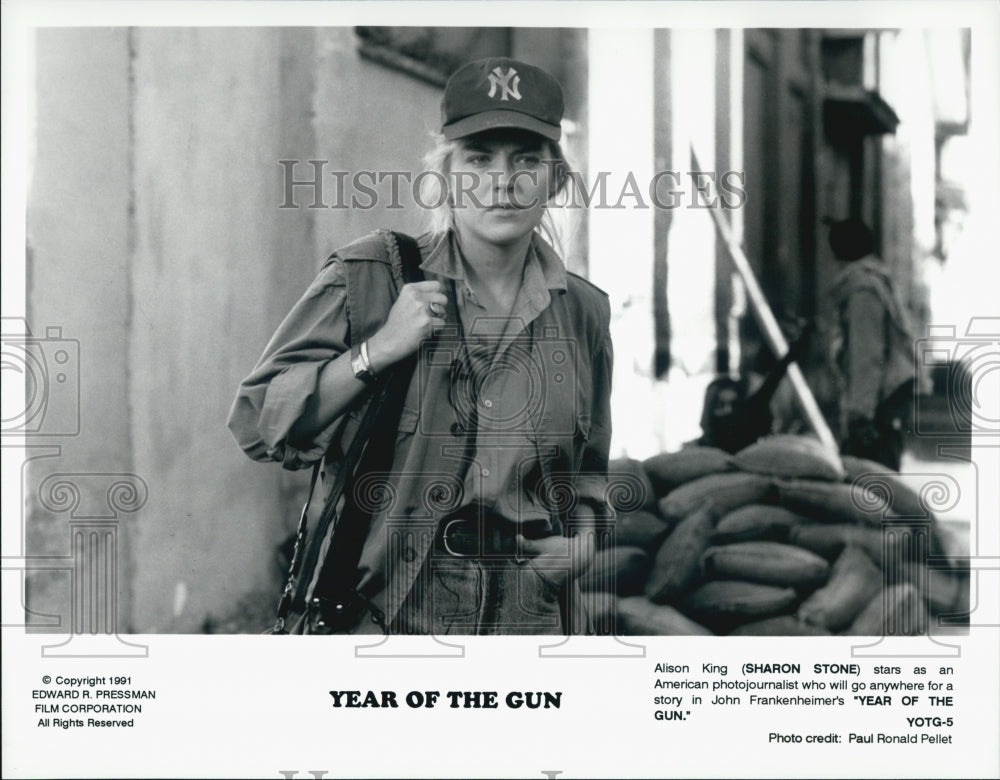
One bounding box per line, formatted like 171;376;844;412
491;157;516;189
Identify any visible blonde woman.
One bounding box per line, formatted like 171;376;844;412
229;58;612;635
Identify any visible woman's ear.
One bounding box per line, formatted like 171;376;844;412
545;148;568;199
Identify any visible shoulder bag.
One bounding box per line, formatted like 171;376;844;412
269;230;424;635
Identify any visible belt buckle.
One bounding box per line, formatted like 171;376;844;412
441;517;527;559
441;517;477;558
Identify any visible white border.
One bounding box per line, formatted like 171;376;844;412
3;3;999;779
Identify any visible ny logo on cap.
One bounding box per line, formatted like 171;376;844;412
487;66;521;102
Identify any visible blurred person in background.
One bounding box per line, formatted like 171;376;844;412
692;321;815;454
826;218;916;471
692;376;755;453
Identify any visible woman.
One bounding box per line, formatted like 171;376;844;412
228;58;613;635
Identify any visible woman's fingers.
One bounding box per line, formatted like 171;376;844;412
516;534;595;582
401;282;448;327
370;281;448;367
398;282;447;317
408;290;448;308
405;280;444;292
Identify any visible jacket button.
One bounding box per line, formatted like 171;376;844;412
450;422;464;436
401;547;417;563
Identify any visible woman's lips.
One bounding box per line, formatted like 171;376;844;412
486;200;533;210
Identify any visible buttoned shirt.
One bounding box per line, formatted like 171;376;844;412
421;231;569;527
228;229;613;626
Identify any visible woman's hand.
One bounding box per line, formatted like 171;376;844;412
516;531;596;589
366;281;448;370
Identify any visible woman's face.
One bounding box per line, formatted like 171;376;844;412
449;129;552;248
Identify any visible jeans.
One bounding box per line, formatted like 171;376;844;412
390;555;566;635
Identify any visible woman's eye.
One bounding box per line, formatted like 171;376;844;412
464;154;490;165
515;155;541;166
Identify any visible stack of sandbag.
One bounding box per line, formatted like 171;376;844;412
585;436;967;636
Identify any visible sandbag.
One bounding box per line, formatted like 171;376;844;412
680;580;799;620
702;541;830;587
846;583;927;636
734;434;846;482
659;472;775;523
607;457;658;512
728;615;831;636
579;546;650;597
616;596;714;636
642;446;736;497
613;509;673;553
778;479;885;525
798;546;883;632
645;505;715;602
581;591;617;636
904;564;962;615
841;455;924;518
788;523;885;565
840;461;950;558
712;504;811;544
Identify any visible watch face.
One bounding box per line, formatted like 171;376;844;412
352;352;374;382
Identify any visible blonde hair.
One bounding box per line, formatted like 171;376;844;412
417;132;572;252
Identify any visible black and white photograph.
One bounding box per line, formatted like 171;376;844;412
2;1;999;778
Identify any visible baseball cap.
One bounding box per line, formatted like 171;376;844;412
441;57;564;142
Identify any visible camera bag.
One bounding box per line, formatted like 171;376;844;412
269;229;424;635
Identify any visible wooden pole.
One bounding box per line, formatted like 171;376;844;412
691;146;839;453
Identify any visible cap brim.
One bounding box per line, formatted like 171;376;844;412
443;109;561;142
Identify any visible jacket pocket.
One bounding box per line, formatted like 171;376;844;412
395;406;420;447
337;400;419;452
397;406;420;434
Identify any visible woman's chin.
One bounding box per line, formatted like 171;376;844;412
459;213;542;246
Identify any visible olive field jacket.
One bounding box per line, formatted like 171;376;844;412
228;230;613;630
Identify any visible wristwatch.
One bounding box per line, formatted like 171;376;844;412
350;341;377;383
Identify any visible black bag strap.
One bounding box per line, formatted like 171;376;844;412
269;230;423;634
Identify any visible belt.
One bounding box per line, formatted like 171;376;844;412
437;516;551;558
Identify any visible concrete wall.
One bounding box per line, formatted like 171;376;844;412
128;27;319;631
27;27;440;633
311;27;439;250
26;28;135;632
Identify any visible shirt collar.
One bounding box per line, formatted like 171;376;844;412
418;230;568;294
